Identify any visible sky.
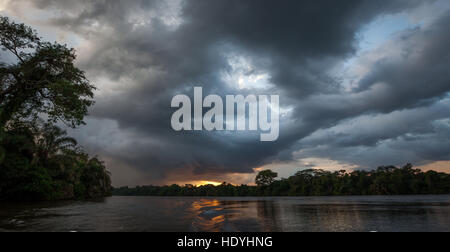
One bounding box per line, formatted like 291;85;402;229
1;0;450;186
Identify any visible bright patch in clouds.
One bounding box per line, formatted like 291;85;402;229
222;54;274;90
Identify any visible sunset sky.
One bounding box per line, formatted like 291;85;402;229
1;0;450;186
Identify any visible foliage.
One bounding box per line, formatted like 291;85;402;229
113;165;450;197
0;121;111;201
0;16;95;129
255;169;278;186
0;17;110;201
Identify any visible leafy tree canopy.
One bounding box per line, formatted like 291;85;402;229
114;164;450;197
0;16;95;129
255;169;278;187
0;17;110;202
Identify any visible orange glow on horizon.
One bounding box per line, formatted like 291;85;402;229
417;161;450;173
171;180;224;187
167;179;237;187
195;181;223;187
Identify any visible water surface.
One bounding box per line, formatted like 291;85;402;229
0;195;449;232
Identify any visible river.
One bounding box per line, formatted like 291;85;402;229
0;195;449;232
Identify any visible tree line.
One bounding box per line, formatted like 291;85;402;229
0;17;111;201
113;164;450;197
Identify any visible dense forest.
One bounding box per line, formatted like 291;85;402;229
113;164;450;197
0;17;111;201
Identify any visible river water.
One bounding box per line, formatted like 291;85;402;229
0;195;449;232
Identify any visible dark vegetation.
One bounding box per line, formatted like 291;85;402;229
113;164;450;197
0;17;111;201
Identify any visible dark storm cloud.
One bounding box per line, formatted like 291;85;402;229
290;13;450;132
299;99;450;148
9;0;450;184
180;0;434;98
296;115;450;169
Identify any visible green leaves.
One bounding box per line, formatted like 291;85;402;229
0;16;95;129
0;16;40;63
0;126;4;165
114;165;450;197
0;122;112;201
0;146;5;165
35;122;78;161
255;169;278;187
0;17;111;201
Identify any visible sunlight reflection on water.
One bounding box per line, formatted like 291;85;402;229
0;195;449;232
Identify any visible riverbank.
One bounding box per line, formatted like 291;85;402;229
113;165;450;197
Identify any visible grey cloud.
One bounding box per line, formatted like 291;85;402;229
300;99;450;148
295;117;450;169
7;0;450;184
